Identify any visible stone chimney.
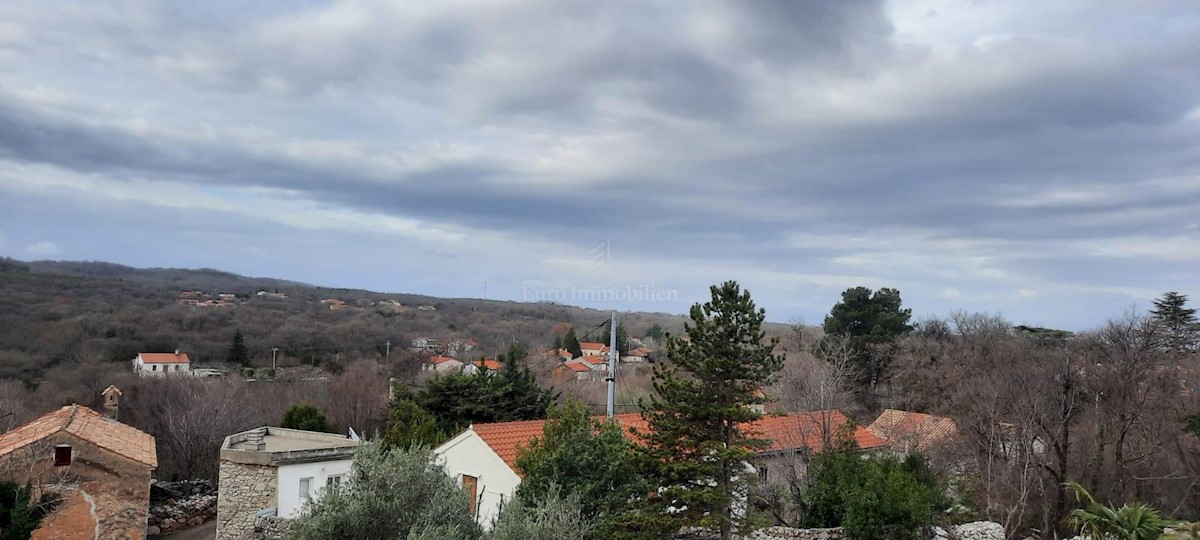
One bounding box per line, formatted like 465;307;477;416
174;348;181;356
101;385;122;420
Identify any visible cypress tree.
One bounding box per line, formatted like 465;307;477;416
564;326;583;359
227;329;250;367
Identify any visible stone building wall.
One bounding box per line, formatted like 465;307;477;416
217;460;278;540
252;514;292;540
0;433;153;540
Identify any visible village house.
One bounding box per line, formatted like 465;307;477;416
578;355;609;374
216;427;360;540
0;402;157;540
431;410;886;528
444;339;478;356
621;347;654;363
321;298;350;310
256;291;288;299
424;355;465;373
410;337;444;353
417;305;437;311
132;350;191;377
578;341;609;357
463;359;502;376
552;360;595;382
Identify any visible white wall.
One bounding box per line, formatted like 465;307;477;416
432;430;522;530
276;458;354;518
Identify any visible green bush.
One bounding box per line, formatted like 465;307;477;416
801;451;942;540
0;482;60;540
281;404;332;433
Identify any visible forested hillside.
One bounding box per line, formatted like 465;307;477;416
0;257;774;382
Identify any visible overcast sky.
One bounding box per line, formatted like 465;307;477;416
0;1;1197;330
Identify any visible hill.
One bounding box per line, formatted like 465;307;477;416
0;257;792;383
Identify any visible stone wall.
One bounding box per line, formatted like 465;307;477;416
678;527;844;540
251;515;292;540
148;480;217;535
217;460;277;540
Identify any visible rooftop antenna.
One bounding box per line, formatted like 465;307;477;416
606;311;618;420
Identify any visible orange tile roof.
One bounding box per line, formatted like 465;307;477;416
473;359;502;370
579;356;607;365
579;342;608;351
139;352;190;364
429;355;458;364
561;361;591;373
471;410;882;472
0;405;157;468
867;409;958;452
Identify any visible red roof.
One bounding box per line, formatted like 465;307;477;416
429;355;458;365
579;356;607;365
561;361;591;373
867;409;958;452
470;410;883;472
473;359;502;370
139;352;190;364
0;405;157;468
579;342;608;351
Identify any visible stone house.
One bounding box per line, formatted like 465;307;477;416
867;409;959;456
423;355;465;373
578;341;609;357
0;404;157;540
132;350;191;377
217;426;359;540
551;360;595;381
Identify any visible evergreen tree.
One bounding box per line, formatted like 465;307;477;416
600;322;630;355
226;329;250;367
822;287;913;397
281;404;332;432
382;397;445;450
626;281;783;540
553;335;563;351
564;327;583;358
1150;291;1199;353
515;399;646;526
492;345;556;422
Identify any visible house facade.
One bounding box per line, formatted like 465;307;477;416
424;355;465;373
552;360;594;381
0;404;157;540
217;426;360;540
132;351;191;377
432;410;885;529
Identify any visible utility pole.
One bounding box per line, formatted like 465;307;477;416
271;347;278;371
606;311;618;420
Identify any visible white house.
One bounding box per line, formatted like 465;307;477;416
216;427;360;540
132;351;191;377
578;341;609;357
432;411;886;529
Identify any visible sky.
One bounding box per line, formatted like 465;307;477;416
0;0;1197;330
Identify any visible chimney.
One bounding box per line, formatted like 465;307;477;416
101;385;122;420
174;348;181;356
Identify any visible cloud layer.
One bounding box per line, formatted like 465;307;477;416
0;0;1197;329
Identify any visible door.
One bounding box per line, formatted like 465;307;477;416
462;474;478;517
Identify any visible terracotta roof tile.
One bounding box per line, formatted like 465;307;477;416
867;409;958;452
429;356;458;364
471;410;882;472
579;342;608;351
561;361;591;373
472;359;502;370
139;352;190;364
0;405;157;468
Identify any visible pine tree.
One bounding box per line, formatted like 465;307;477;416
281;404;332;432
226;329;250;367
822;287;913;398
1150;291;1199;354
627;281;783;540
564;327;583;359
600;321;630;355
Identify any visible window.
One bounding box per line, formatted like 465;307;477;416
757;465;768;483
151;365;158;371
174;365;181;371
54;445;72;466
326;475;342;489
461;475;478;517
299;477;312;501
